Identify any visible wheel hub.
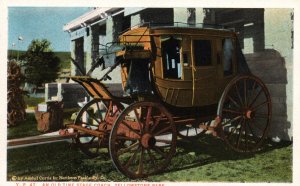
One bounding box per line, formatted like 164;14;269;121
141;133;156;148
245;110;255;119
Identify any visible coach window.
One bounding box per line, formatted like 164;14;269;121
193;39;212;66
161;36;182;79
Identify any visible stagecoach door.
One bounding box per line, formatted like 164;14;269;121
191;38;218;106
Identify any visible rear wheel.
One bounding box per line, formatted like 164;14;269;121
217;75;272;153
109;101;177;178
74;99;123;158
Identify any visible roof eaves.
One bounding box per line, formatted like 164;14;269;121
63;7;117;32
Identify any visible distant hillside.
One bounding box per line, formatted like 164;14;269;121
7;50;26;60
54;51;71;69
8;50;71;69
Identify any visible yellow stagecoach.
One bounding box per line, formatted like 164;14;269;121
67;23;271;179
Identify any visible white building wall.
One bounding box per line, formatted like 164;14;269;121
91;15;122;84
264;9;293;140
70;40;76;76
174;8;187;23
195;8;206;25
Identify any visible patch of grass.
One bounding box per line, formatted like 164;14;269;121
24;96;44;108
7;142;130;182
7;108;80;139
7;113;41;140
148;136;292;182
7;136;292;182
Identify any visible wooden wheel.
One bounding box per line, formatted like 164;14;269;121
74;98;123;158
217;75;272;153
109;101;177;178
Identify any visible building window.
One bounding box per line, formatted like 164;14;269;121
193;40;212;66
75;37;85;75
161;36;182;79
122;15;131;32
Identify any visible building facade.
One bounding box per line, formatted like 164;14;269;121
63;7;293;141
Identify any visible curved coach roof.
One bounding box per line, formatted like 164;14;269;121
121;22;237;38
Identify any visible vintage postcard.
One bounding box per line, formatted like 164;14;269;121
1;0;299;186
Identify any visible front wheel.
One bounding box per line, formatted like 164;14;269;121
109;101;177;178
217;75;272;153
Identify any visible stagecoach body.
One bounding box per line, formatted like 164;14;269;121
117;26;250;108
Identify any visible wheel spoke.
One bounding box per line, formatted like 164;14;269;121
222;116;242;127
222;108;242;116
235;84;244;107
154;126;172;136
252;100;269;112
236;119;245;149
194;127;198;135
134;108;143;132
116;135;139;141
147;149;156;166
150;113;164;133
244;79;248;106
254;113;269;119
117;142;140;156
249;88;263;108
121;121;141;137
124;146;140;169
244;120;249;151
226;117;243;139
137;148;145;175
112;103;121;117
103;101;111;121
145;106;153;132
88;136;97;144
246;120;256;137
249;119;264;132
249;81;257;102
152;146;168;159
246;120;261;143
85;109;101;124
227;95;241;109
96;102;103;122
